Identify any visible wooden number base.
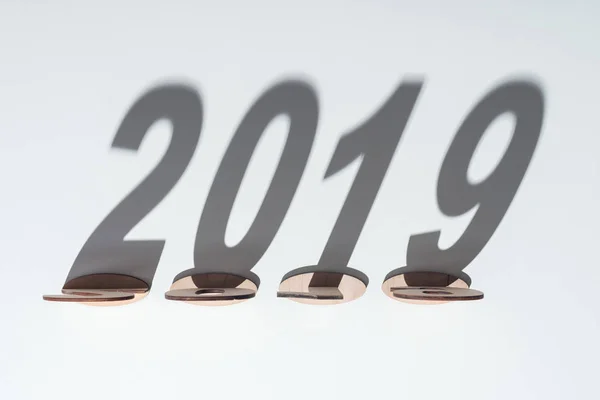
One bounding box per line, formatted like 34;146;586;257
278;266;368;305
43;290;135;302
382;269;482;305
277;287;343;300
166;273;259;306
165;288;256;301
391;287;484;301
42;274;150;306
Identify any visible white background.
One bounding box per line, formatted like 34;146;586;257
1;1;599;399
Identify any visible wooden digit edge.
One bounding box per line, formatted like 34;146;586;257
42;273;150;306
381;267;482;305
166;270;260;306
277;265;368;305
391;287;484;302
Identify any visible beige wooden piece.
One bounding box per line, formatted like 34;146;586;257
277;287;343;300
391;286;484;301
167;273;258;306
42;274;149;306
381;271;471;305
165;288;256;301
43;290;135;302
278;272;366;305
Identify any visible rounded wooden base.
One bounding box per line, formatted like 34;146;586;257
166;272;259;306
382;268;482;305
391;287;484;301
278;265;368;305
42;274;150;306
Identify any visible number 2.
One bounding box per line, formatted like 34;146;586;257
62;85;203;288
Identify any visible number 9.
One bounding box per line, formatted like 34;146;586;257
384;79;545;303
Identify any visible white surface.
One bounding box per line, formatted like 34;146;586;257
1;1;599;399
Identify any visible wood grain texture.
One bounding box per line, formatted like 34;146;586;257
165;288;256;301
391;287;484;301
278;271;366;305
381;271;471;305
277;287;343;300
43;273;150;306
43;290;135;302
167;273;258;306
